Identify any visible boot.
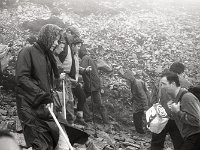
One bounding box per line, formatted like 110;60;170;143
74;111;88;126
99;106;109;124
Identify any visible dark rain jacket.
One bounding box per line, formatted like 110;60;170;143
131;79;149;113
15;43;89;150
79;47;101;92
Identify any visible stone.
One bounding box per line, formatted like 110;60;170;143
125;146;138;150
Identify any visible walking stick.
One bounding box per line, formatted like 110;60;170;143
48;107;74;150
62;78;66;119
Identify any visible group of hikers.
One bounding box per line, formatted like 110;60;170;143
14;24;111;150
0;23;200;150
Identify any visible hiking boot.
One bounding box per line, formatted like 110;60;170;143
99;106;110;124
75;111;88;126
74;117;88;126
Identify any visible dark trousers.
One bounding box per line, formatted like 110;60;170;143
151;119;184;150
133;111;145;134
84;90;108;121
180;133;200;150
72;83;86;111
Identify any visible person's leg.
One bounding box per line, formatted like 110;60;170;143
133;111;145;134
65;101;75;125
72;84;86;112
168;120;184;150
150;121;169;150
22;123;54;150
72;84;87;125
83;102;92;122
91;91;109;124
180;133;200;150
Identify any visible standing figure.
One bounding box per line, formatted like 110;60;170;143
59;35;90;126
78;44;109;124
161;71;200;150
123;70;150;134
151;62;192;150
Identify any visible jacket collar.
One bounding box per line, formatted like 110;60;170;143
175;88;187;103
33;42;45;55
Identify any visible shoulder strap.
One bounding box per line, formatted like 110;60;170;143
178;91;188;102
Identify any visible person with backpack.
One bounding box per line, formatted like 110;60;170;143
78;44;109;124
150;62;192;150
160;71;200;150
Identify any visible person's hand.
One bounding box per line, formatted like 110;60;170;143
167;100;173;110
169;102;180;113
70;78;77;84
46;103;53;112
60;73;66;80
85;66;92;72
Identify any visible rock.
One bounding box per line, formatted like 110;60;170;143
0;108;7;115
86;141;100;150
122;142;140;149
22;16;67;32
125;146;138;150
96;59;113;73
14;116;23;133
0;121;8;130
102;145;113;150
97;131;115;146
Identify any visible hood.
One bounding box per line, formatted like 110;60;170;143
37;24;62;50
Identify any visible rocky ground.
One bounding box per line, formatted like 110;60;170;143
0;91;174;150
1;0;200;149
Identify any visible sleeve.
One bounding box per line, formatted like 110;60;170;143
79;57;90;74
15;49;52;107
175;94;200;127
143;82;151;107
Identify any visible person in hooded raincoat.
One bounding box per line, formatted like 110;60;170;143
15;24;89;150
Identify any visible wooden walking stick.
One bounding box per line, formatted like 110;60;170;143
48;106;74;150
62;78;66;119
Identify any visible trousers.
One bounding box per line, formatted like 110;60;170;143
151;119;184;150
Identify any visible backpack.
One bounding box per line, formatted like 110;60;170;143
179;86;200;102
145;103;169;134
188;86;200;101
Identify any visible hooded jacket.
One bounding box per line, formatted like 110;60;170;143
15;24;89;149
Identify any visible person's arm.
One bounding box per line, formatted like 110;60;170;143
173;94;200;127
143;82;151;105
79;56;92;74
15;48;52;107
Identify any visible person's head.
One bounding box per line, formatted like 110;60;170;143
78;44;88;59
122;70;136;87
169;62;185;75
37;24;64;51
160;71;180;97
71;36;83;54
0;130;20;150
53;40;65;55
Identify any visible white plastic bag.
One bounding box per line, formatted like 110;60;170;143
146;103;169;134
